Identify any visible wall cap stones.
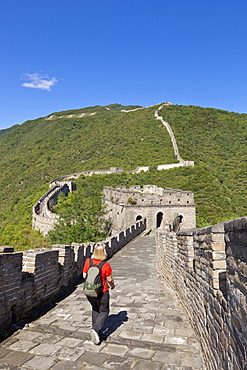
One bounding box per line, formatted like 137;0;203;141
224;216;247;232
177;228;196;236
0;246;14;253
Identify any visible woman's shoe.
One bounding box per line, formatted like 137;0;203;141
91;329;100;345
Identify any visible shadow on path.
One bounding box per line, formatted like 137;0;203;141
0;276;84;343
100;310;128;341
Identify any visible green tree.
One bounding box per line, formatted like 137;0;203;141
48;179;109;244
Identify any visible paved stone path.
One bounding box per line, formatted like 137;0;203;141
0;233;206;369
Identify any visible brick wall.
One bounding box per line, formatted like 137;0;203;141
0;219;146;332
156;217;247;370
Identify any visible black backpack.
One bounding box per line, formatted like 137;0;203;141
83;259;106;298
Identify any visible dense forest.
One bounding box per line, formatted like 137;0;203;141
0;103;246;250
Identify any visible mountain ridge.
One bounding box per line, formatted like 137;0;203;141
0;103;246;249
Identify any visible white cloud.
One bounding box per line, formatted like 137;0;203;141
22;73;57;91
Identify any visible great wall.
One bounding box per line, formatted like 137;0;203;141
32;103;194;236
1;104;247;369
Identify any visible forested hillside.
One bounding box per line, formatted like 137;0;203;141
159;104;247;212
0;103;246;249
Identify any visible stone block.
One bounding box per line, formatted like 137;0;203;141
25;262;36;267
212;260;226;270
181;353;204;368
210;233;225;243
0;350;34;366
55;337;84;348
50;360;83;370
133;359;163;370
101;343;129;356
101;355;134;369
24;267;36;273
8;339;37;352
212;279;220;290
30;343;62;356
212;251;226;261
0;348;11;359
23;355;59;369
153;350;181;365
128;347;155;359
211;242;226;251
77;351;107;366
119;331;142;340
140;333;164;343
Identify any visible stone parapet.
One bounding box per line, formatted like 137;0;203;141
0;219;146;332
103;185;194;206
157;161;194;170
156;217;247;370
32;183;72;236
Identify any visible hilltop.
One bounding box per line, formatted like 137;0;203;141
0;103;246;249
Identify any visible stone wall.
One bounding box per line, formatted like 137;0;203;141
32;183;196;237
32;183;73;236
50;167;152;188
0;219;146;332
157;161;194;170
156;217;247;370
103;185;196;234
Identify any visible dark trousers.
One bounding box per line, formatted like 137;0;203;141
87;291;110;335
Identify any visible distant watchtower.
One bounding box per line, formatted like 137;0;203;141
103;185;196;235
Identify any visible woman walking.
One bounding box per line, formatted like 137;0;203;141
83;243;115;344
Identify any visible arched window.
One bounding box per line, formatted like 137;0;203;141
156;212;163;228
136;215;142;221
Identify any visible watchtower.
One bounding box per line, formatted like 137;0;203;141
103;185;196;235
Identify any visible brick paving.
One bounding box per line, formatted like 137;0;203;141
0;232;206;369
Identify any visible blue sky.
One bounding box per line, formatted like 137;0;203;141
0;0;247;129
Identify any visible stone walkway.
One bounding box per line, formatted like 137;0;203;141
0;233;206;369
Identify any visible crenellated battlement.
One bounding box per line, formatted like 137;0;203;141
156;217;247;369
103;185;194;206
0;219;146;332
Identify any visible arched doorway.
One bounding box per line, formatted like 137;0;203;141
156;212;163;228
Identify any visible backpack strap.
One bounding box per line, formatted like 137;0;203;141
89;259;106;270
98;260;107;270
